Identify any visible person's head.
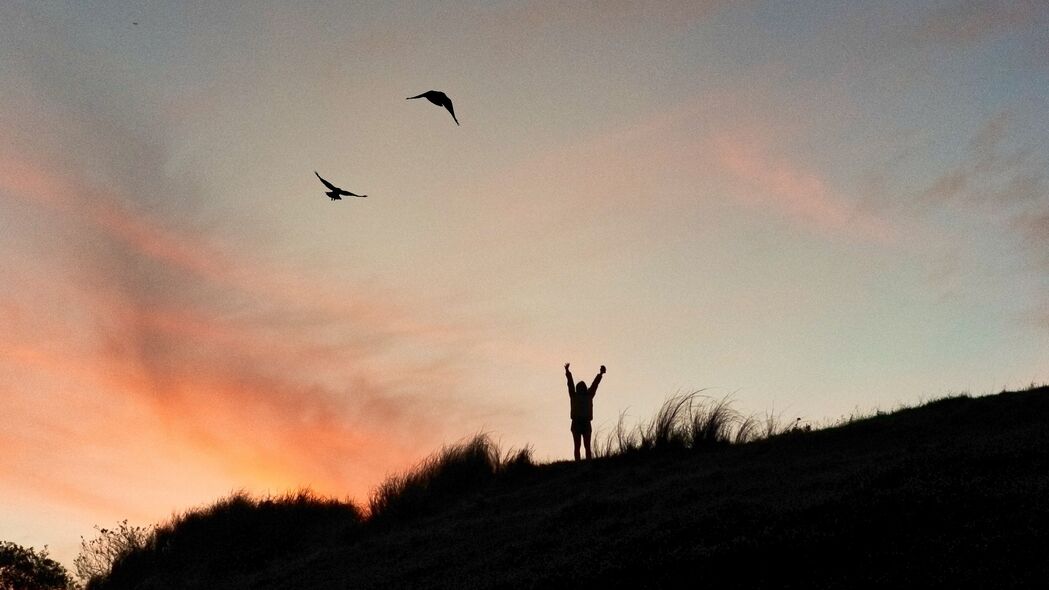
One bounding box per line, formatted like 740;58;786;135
576;381;588;395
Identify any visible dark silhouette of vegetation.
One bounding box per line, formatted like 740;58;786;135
75;520;153;587
0;541;76;590
88;436;530;588
86;491;362;590
83;385;1049;589
595;392;769;456
368;434;533;523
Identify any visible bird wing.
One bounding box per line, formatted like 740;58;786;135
441;96;459;125
315;171;339;192
406;92;428;100
345;191;367;198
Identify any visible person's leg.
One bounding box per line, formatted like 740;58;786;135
583;431;592;459
572;431;582;461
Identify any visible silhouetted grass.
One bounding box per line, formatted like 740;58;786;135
368;434;533;523
687;395;737;449
597;392;774;456
734;414;760;444
91;437;533;588
86;396;800;588
86;385;1049;589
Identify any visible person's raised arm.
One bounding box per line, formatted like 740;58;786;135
589;365;606;397
565;363;574;396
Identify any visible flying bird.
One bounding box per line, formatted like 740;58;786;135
406;90;459;126
315;171;366;200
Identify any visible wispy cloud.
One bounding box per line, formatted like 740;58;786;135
900;111;1049;326
918;112;1047;209
0;57;490;533
479;0;729;33
915;0;1047;47
457;83;896;253
1015;210;1049;271
0;190;478;492
712;132;895;241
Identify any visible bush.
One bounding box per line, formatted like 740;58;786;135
75;520;153;587
92;490;363;589
1;540;77;590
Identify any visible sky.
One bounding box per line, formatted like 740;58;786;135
2;0;1048;568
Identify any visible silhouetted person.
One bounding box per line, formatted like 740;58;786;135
315;171;367;200
565;362;605;460
406;90;459;125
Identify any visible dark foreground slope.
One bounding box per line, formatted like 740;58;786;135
105;387;1049;589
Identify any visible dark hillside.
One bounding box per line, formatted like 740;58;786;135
97;386;1049;589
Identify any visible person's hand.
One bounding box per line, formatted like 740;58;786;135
564;363;570;371
600;365;606;374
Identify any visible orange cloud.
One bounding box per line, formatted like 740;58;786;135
0;133;491;537
1;286;469;511
75;282;467;494
0;149;230;280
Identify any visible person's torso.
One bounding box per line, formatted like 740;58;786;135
570;391;593;420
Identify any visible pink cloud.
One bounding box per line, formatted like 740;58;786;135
0;284;471;506
711;133;895;242
0;135;494;529
453;83;895;258
0;150;231;282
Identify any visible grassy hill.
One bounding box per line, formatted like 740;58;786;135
91;386;1049;589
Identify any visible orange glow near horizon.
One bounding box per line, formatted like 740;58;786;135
0;148;476;538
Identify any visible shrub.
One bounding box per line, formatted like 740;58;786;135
0;540;76;590
159;490;361;560
91;490;363;588
75;520;153;587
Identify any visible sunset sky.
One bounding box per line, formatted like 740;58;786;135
2;1;1048;567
